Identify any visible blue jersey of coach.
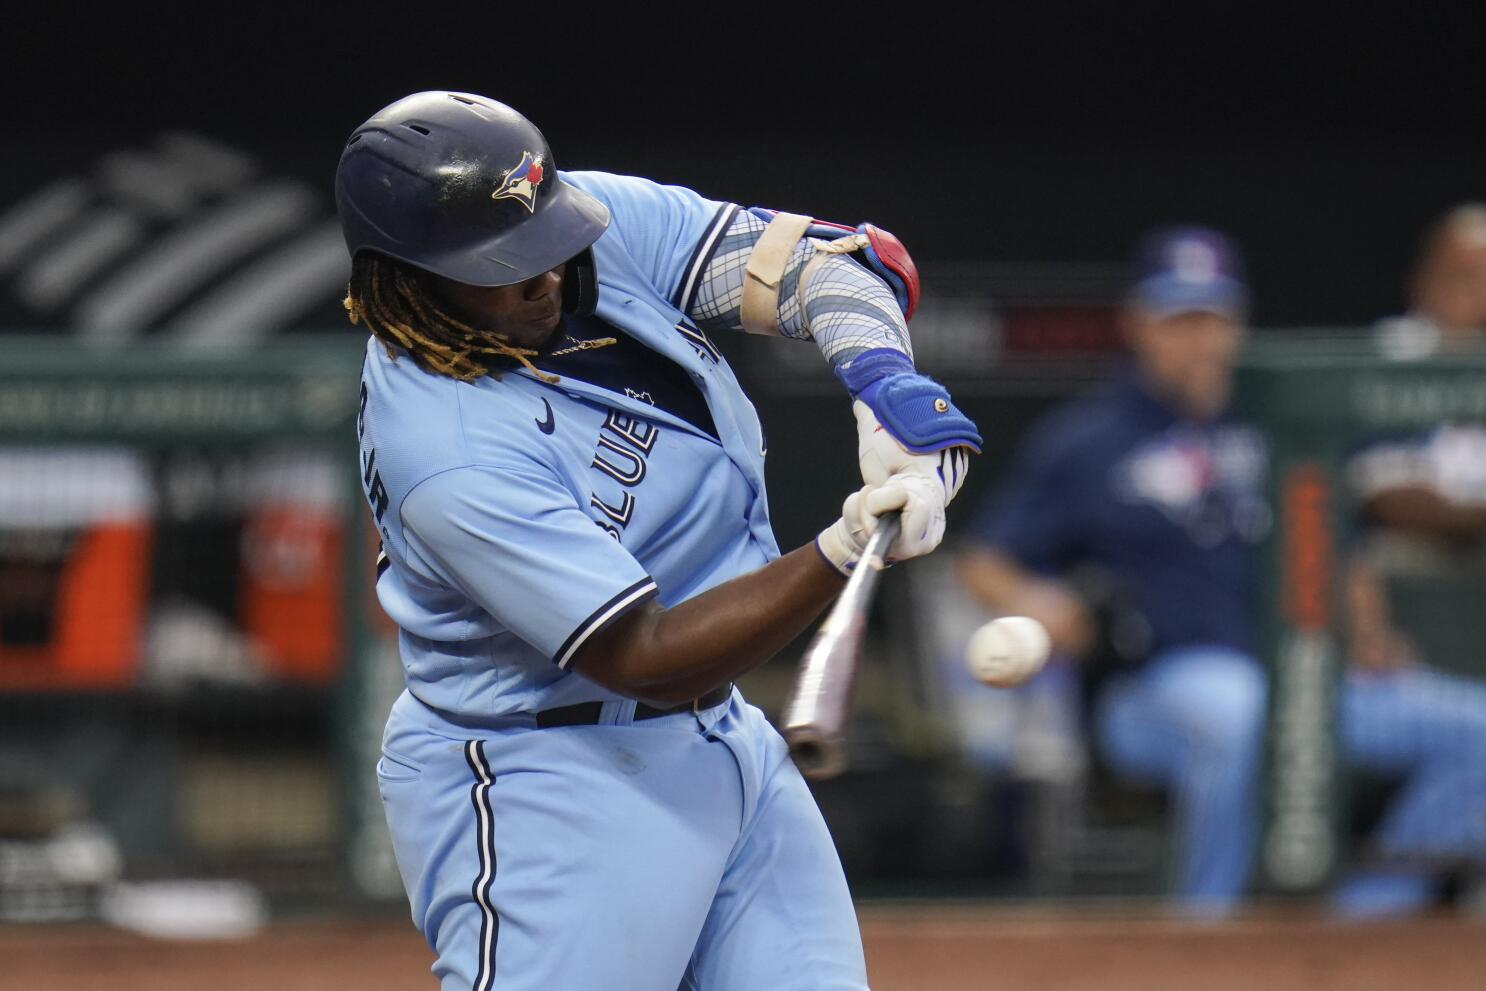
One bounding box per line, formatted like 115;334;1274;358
964;226;1486;920
972;369;1270;660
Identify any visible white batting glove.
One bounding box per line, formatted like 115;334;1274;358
815;473;946;576
854;400;972;506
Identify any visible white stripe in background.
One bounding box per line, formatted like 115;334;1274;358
0;179;90;272
166;223;350;347
0;449;154;526
102;150;216;218
156;132;258;190
17;209;146;310
102;135;257;218
74;181;316;341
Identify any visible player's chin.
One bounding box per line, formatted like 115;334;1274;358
530;310;563;343
505;310;562;348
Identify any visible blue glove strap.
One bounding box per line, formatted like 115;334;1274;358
836;350;983;454
835;347;916;402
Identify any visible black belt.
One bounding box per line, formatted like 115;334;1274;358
536;684;733;729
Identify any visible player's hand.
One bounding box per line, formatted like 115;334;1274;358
854;399;974;506
816;473;945;575
1350;623;1419;674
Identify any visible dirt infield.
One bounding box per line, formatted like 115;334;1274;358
3;904;1483;990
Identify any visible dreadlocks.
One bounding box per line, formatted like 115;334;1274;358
344;252;557;383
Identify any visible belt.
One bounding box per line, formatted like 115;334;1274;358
535;683;733;729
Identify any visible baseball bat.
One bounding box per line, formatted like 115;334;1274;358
782;510;902;779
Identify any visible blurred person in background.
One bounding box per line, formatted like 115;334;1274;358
956;228;1486;917
1338;202;1486;912
1376;204;1486;360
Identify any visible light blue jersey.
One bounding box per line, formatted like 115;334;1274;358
359;171;778;721
365;168;872;991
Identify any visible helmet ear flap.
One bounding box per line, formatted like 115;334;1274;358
562;247;598;315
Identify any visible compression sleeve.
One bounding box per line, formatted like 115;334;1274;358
686;208;914;370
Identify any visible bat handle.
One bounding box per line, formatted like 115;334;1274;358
859;509;902;570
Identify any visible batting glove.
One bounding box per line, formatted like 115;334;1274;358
815;473;946;576
855;400;972;503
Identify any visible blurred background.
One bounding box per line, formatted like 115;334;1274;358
2;7;1485;989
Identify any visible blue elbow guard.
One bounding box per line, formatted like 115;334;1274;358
836;349;983;454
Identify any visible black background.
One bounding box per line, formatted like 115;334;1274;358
5;5;1482;326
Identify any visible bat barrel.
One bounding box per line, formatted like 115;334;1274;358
782;511;901;780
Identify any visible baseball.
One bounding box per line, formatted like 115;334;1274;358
965;616;1051;687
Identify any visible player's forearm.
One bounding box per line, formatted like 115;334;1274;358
1343;554;1392;636
1364;487;1486;540
570;544;846;704
1343;553;1417;671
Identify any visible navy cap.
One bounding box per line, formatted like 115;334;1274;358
335;92;610;289
1130;227;1248;319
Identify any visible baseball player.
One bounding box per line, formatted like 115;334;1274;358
335;91;979;989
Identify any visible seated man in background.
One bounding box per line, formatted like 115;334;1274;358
1375;203;1486;360
1339;202;1486;911
957;228;1486;917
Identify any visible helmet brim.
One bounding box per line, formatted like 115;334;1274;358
381;178;611;288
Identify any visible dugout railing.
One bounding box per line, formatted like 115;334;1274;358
1236;334;1486;894
0;336;407;920
1;332;1480;915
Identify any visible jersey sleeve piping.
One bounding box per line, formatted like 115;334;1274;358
674;202;739;313
554;576;660;670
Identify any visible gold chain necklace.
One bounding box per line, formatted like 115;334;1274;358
548;336;618;357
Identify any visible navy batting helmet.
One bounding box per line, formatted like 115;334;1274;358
335;91;609;306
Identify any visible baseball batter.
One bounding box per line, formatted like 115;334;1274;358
334;91;979;990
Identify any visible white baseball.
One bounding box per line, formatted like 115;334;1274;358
966;616;1051;687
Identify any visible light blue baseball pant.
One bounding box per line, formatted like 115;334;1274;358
1094;644;1486;917
1094;645;1268;916
1331;665;1486;917
376;688;870;991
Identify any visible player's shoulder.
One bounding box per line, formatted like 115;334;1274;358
564;169;710;211
360;338;571;487
562;170;733;303
564;170;729;240
1024;380;1134;464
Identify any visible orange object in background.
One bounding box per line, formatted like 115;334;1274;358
0;450;154;690
233;449;351;684
0;448;352;689
238;504;343;684
44;522;153;688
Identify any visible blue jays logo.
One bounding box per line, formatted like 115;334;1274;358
491;151;545;212
1115;426;1270;546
